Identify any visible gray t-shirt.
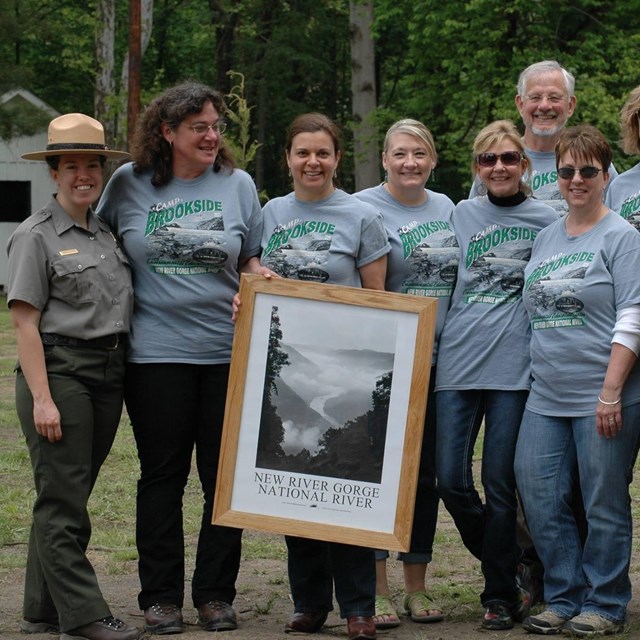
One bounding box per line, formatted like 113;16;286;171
436;195;558;390
355;184;459;362
260;189;390;286
523;211;640;416
605;162;640;230
97;163;262;364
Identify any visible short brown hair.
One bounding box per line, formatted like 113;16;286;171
285;113;342;156
555;124;612;173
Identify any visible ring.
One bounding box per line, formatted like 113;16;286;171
608;417;615;424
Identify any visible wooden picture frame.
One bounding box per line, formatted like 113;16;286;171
213;274;437;551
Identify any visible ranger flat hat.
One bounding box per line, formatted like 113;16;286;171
22;113;131;161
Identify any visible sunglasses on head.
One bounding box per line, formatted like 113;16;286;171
476;151;522;167
557;166;602;180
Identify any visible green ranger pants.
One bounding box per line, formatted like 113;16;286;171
16;343;125;632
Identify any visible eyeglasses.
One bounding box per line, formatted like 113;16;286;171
187;121;227;135
476;152;522;167
523;93;566;104
557;166;602;180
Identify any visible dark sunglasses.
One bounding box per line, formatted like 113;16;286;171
476;151;522;167
557;166;602;180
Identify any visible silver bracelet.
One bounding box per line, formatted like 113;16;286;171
598;395;621;405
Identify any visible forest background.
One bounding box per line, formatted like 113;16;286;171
1;0;640;203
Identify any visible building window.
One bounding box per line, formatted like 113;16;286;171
0;181;30;222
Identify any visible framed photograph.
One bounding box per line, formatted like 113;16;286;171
213;274;437;550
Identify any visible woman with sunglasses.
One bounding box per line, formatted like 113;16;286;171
435;120;558;631
605;85;640;228
355;119;457;629
515;125;640;636
97;82;263;634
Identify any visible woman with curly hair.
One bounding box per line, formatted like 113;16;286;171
97;82;266;635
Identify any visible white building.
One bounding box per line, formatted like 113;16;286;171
0;89;59;292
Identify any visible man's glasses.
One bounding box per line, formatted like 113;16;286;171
476;152;522;167
187;121;227;135
557;166;602;180
524;93;566;104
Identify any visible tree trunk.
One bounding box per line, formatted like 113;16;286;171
117;0;154;146
349;0;379;191
95;0;115;140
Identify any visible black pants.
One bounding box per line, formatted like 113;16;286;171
125;362;242;610
286;537;376;618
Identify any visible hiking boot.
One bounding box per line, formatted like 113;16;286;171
523;609;569;635
562;612;624;637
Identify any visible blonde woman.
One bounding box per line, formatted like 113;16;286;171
435;120;557;630
356;119;457;628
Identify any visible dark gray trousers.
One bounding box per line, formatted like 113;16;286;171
16;344;125;632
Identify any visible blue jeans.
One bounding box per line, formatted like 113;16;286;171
436;389;527;606
515;406;640;623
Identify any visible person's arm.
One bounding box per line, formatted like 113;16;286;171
596;342;638;438
358;255;387;291
10;301;62;442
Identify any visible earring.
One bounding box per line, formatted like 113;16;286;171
288;168;292;178
384;170;388;182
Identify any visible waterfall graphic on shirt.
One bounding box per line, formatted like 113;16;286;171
144;198;229;275
524;251;594;330
619;190;640;230
463;225;539;305
397;220;458;297
262;219;336;282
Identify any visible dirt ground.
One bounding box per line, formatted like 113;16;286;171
2;525;640;640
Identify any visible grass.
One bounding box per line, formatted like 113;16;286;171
2;293;640;636
0;295;288;577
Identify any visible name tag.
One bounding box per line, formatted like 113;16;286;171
59;249;79;256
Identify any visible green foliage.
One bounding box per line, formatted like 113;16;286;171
224;71;262;172
374;0;640;200
2;0;640;200
0;96;51;140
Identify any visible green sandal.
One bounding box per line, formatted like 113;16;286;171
402;591;445;623
373;595;401;629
